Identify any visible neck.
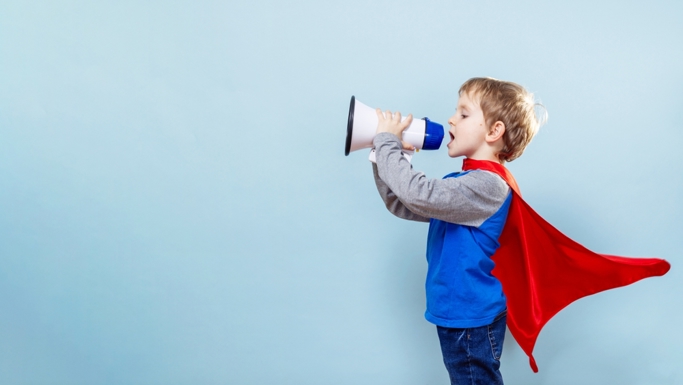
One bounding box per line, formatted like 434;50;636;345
467;154;502;164
467;144;504;164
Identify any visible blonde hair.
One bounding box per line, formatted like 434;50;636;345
459;77;547;163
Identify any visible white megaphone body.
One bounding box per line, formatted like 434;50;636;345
345;96;444;161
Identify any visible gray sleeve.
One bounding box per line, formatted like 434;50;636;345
372;132;510;227
372;163;431;223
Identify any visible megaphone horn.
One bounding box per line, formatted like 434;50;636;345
345;95;444;156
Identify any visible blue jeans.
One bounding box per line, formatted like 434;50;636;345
436;311;507;385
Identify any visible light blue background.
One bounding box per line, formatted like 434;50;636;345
1;1;682;384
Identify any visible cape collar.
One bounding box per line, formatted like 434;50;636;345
462;158;521;196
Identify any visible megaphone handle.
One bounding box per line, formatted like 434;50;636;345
368;148;413;163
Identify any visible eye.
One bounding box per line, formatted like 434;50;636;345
461;114;468;119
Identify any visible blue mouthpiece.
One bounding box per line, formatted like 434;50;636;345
422;118;444;150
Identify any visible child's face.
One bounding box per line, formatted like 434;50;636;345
447;93;489;158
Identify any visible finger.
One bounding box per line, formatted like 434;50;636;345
401;141;416;151
401;113;413;128
384;110;392;119
394;111;402;122
375;108;384;120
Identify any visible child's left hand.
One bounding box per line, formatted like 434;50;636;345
375;109;415;150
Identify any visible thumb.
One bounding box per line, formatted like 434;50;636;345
401;141;415;151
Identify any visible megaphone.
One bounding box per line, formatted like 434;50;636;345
345;96;444;156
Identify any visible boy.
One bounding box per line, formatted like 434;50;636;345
371;77;543;384
369;77;670;383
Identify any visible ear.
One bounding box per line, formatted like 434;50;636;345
486;121;506;143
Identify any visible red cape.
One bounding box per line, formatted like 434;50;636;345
462;158;670;372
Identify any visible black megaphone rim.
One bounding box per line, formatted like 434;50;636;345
345;95;355;156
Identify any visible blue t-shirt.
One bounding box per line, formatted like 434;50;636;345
424;171;512;328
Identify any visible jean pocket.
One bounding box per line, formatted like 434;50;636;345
487;314;506;361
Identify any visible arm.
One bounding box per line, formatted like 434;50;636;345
372;162;430;222
373;133;509;227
